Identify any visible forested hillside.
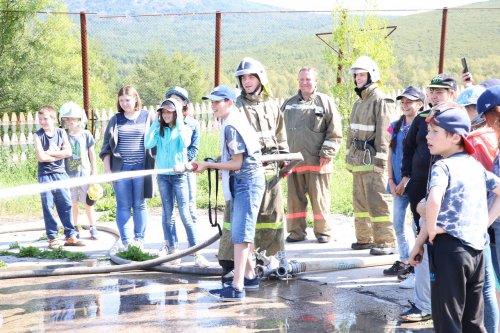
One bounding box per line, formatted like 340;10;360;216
1;0;498;114
70;0;499;97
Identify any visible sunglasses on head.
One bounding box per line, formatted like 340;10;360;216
425;107;454;123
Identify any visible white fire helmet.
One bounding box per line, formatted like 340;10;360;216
349;55;381;84
234;57;271;95
59;102;87;128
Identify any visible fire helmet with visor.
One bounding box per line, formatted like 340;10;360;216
348;55;381;84
59;102;87;128
234;57;271;96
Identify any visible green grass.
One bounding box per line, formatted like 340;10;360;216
0;129;354;219
116;245;158;261
1;245;88;261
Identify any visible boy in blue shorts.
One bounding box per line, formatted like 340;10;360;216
34;105;85;249
195;86;265;301
409;101;500;332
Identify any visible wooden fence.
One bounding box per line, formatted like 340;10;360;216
0;100;230;162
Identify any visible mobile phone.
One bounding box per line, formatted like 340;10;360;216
461;57;469;74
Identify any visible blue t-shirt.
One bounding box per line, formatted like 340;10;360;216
36;127;68;175
65;130;95;177
224;125;261;178
429;152;500;250
388;117;412;188
184;116;200;162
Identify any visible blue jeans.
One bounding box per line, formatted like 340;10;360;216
187;172;197;224
484;244;499;333
414;218;431;314
392;195;415;261
158;174;197;249
39;173;77;240
230;172;266;244
490;221;500;284
113;163;148;244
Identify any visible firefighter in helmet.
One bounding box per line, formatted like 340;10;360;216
218;57;289;283
346;55;396;255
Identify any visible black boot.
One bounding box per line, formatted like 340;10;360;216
219;260;234;285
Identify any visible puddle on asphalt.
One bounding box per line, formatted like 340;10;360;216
0;274;434;332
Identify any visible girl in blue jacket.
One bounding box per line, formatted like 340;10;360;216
144;97;208;267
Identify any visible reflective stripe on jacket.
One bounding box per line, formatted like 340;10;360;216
346;85;395;173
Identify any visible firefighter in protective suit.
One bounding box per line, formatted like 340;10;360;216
218;57;289;281
281;67;343;243
346;56;396;255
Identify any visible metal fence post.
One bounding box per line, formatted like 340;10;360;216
80;11;92;134
214;11;221;87
438;7;448;74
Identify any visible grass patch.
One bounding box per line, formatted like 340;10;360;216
0;260;7;268
116;245;157;261
9;241;20;249
1;245;88;261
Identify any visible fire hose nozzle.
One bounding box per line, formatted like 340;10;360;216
173;163;198;173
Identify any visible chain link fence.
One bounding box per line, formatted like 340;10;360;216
1;6;499;157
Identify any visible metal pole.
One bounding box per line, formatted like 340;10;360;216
80;12;92;134
214;11;221;87
337;49;343;84
438;7;448;74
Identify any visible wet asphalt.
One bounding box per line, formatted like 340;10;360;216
0;211;434;332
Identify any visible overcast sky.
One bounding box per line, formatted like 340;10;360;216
247;0;486;15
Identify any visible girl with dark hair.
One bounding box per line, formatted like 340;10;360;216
383;86;424;289
144;98;208;267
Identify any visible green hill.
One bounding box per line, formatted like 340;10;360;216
65;0;500;96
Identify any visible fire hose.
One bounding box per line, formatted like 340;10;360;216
255;250;396;280
0;153;306;279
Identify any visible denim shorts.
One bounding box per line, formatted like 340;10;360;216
230;171;265;244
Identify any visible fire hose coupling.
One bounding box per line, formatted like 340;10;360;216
276;260;305;278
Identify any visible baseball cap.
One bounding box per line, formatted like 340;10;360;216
425;103;475;155
456;85;486;106
427;74;457;91
480;79;500;89
156;98;182;113
396;86;425;102
477;85;500;117
202;85;237;102
165;86;190;104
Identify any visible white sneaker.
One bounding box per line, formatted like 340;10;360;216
194;254;210;268
131;238;144;250
399;273;415;289
167;248;181;265
158;244;169;256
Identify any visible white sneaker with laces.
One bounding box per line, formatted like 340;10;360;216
167;248;182;265
399;273;415;289
194;254;210;268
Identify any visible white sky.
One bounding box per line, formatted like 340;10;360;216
247;0;487;15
